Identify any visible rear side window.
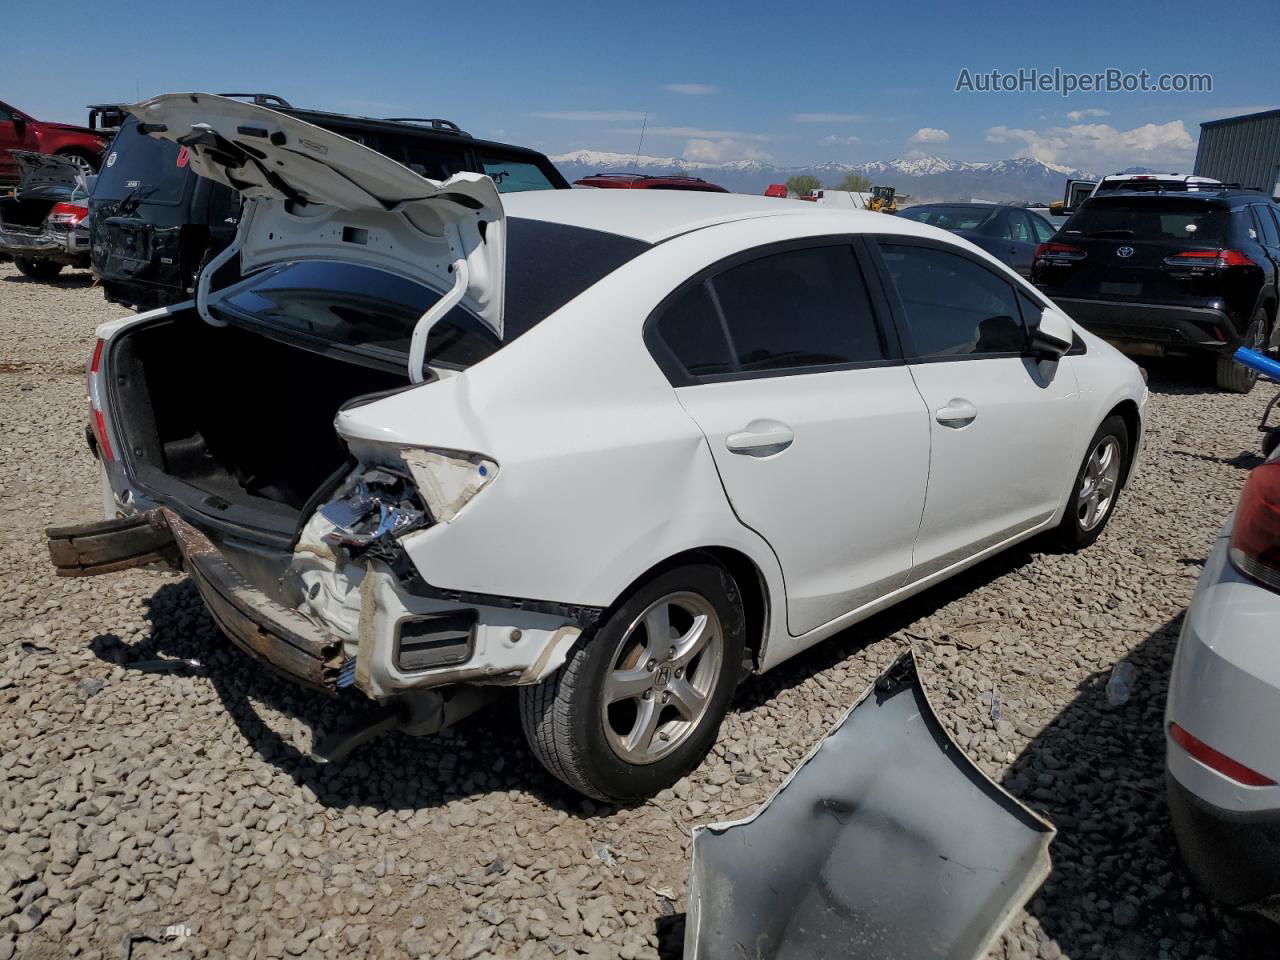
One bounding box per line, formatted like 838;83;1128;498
899;206;994;231
480;155;558;193
880;243;1025;359
654;285;733;377
652;243;885;380
1063;198;1229;245
1254;206;1280;247
92;118;190;205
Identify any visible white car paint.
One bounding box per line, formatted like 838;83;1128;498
1167;518;1280;813
92;98;1149;700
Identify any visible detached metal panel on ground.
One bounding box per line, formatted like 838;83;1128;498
685;652;1054;960
1195;109;1280;198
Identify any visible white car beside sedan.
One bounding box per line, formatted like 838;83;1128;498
1166;448;1280;910
48;94;1148;802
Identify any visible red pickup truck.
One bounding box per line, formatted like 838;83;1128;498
0;100;108;182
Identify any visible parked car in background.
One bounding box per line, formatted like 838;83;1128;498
574;173;728;192
0;100;108;181
1033;188;1280;392
1058;173;1225;216
49;94;1148;803
763;183;789;198
0;151;92;279
897;202;1057;277
1166;442;1280;913
91;94;570;309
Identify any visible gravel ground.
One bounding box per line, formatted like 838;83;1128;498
0;260;1275;960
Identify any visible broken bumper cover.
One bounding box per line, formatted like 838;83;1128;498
0;225;89;263
48;509;345;692
685;651;1055;960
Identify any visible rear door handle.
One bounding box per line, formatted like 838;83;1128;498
935;399;978;428
726;422;794;456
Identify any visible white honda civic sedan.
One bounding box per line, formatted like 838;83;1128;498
49;95;1148;801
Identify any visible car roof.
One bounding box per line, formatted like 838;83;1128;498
502;189;974;244
1087;188;1273;207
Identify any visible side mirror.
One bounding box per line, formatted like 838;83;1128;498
1028;308;1073;359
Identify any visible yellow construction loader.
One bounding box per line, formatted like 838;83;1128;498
864;185;898;214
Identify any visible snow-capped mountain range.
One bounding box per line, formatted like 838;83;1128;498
551;151;1099;202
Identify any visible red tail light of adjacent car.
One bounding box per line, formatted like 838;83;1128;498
1035;242;1087;262
1169;722;1276;786
1163;248;1256;269
1229;461;1280;591
87;338;114;461
47;202;88;227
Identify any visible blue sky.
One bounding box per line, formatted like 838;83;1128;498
2;0;1275;172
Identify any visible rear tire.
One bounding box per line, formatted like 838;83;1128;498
1054;415;1129;551
13;258;63;281
520;562;745;802
55;149;98;177
1215;307;1269;394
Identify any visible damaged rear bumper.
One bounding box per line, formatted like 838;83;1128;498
0;225;89;264
685;651;1055;960
49;509;345;691
46;505;591;701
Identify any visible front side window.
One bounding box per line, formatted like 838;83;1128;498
653;243;885;379
480;155;558;193
1004;212;1032;242
1029;215;1057;243
880;243;1025;359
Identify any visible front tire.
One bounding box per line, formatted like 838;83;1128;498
13;257;63;281
55;150;98;177
1054;415;1129;551
1215;307;1269;394
520;562;745;802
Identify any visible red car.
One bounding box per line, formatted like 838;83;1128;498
574;173;729;192
0;100;109;183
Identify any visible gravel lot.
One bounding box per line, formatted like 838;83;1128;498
0;260;1275;960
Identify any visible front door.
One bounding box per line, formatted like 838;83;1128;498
872;239;1083;580
649;240;931;636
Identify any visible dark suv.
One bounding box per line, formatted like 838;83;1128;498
1033;188;1280;392
91;95;569;310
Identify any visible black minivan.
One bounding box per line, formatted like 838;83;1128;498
1033;188;1280;392
90;95;569;310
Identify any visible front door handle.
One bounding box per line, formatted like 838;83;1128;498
935;399;978;428
726;421;794;456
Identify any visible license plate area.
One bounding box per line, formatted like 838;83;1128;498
1100;281;1142;297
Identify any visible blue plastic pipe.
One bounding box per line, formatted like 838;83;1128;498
1234;347;1280;380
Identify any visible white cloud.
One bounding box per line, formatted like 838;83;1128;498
617;125;771;141
792;112;868;123
1066;108;1110;121
663;83;718;96
909;127;950;144
820;134;862;145
532;110;646;121
684;138;772;162
986;119;1196;170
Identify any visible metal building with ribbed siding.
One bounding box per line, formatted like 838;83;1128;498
1195;108;1280;198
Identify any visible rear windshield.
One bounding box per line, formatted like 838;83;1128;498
898;206;994;230
92;118;190;205
213;218;648;372
1062;198;1229;244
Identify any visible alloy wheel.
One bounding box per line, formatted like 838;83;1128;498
1077;436;1122;531
601;592;724;765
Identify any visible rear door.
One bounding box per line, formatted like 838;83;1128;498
649;239;930;636
870;238;1081;580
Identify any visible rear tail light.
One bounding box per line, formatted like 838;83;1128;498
1169;722;1276;786
1163;248;1255;269
46;202;87;227
1230;461;1280;590
86;338;114;462
1035;242;1086;262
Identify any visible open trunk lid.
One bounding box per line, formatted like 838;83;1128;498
12;150;86;200
125;93;506;343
